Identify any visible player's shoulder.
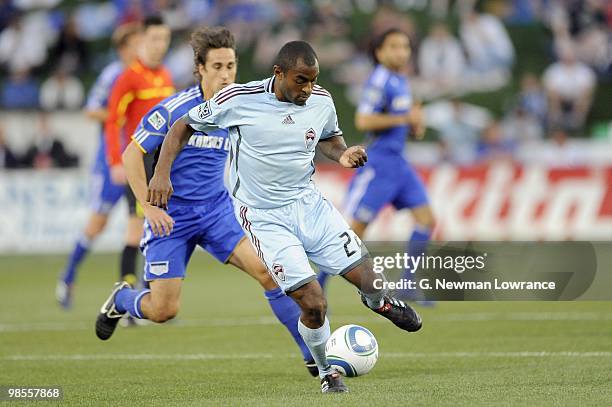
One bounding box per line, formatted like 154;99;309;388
367;64;392;89
160;85;201;112
212;79;266;106
98;60;124;81
309;84;335;107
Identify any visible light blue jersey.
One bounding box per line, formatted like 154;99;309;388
184;77;342;209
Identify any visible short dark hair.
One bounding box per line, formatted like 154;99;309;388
191;26;236;80
370;28;407;63
274;41;318;72
143;15;165;29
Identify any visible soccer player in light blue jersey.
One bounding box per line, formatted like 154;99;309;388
94;27;316;376
319;28;435;303
56;23;142;308
146;41;423;393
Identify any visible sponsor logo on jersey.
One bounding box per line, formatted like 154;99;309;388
282;115;295;125
305;128;316;150
272;263;286;281
147;110;166;131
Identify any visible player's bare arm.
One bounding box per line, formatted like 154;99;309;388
147;117;195;209
355;102;425;138
123;142;174;237
84;108;108;123
318;135;367;168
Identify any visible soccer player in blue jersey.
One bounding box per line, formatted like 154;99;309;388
94;27;316;376
56;23;142;308
318;28;434;302
144;41;422;393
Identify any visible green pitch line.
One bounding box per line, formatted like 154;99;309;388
1;252;612;406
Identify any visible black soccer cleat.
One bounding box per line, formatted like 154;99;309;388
320;370;349;393
362;294;422;332
305;359;318;377
95;281;130;340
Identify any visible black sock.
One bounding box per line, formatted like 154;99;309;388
120;245;139;285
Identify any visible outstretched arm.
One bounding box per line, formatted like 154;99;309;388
318;135;367;168
147;117;194;208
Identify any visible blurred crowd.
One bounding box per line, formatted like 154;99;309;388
0;0;611;170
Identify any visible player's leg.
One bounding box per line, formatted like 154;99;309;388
393;163;435;302
57;169;123;308
95;207;197;340
201;197;315;374
121;188;145;287
234;203;347;392
225;237;315;375
305;190;422;333
317;165;396;291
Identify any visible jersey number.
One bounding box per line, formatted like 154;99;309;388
340;231;361;258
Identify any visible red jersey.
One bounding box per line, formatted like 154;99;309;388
104;59;174;166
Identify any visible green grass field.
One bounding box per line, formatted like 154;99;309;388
2;252;612;406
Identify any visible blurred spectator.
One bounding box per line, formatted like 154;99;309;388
0;11;49;73
437;100;483;164
49;14;89;74
306;2;354;69
417;22;465;96
536;128;587;167
501;106;544;145
476;121;516;163
0;127;21;169
1;69;39;109
22;114;78;169
429;0;477;19
516;72;548;126
39;69;84;111
460;9;514;79
542;43;596;131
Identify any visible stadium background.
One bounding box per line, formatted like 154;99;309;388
2;1;612;405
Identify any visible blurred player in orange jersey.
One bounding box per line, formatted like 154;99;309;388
104;15;174;287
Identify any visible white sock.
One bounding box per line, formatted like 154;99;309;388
298;317;332;379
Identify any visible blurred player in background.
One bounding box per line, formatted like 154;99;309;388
56;23;142;309
96;26;317;376
318;28;434;302
104;15;174;288
145;41;422;393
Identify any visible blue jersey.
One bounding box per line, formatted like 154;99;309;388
132;85;230;203
357;64;413;155
86;60;124;171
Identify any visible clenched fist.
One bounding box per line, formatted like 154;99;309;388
339;145;368;168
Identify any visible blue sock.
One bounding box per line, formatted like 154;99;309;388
402;227;432;281
115;288;150;319
316;272;331;291
60;236;91;285
265;288;312;361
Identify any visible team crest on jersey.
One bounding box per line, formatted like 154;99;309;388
272;263;286;281
197;101;211;120
305;128;316;150
147;110;166;131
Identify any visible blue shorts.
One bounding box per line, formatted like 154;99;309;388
141;192;245;281
90;164;125;215
344;151;429;224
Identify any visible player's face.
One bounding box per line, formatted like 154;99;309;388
275;60;319;106
198;48;237;95
376;32;411;71
142;25;171;66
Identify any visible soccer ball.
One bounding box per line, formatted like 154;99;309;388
325;324;379;377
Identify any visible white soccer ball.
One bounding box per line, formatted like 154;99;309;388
325;324;379;377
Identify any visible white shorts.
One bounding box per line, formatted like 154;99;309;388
234;188;368;293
